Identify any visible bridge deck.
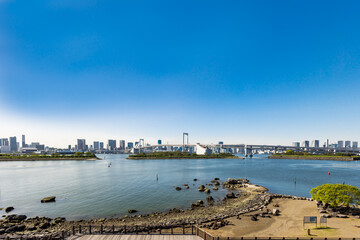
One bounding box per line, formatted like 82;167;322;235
69;235;203;240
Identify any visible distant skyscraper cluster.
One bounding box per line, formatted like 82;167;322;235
293;139;359;150
0;135;45;153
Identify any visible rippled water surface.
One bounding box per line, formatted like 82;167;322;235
0;154;359;220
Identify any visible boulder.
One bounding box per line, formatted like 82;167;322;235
198;185;205;192
5;224;25;233
5;207;14;213
0;229;5;234
7;214;27;222
128;209;137;214
26;225;37;231
214;181;220;186
226;192;236;198
214;178;220;180
175;187;182;191
206;196;214;202
204;188;211;194
197;200;204;205
41;196;56;203
53;217;66;224
272;209;279;216
251;216;258;221
185;186;189;189
193;179;198;181
38;222;50;229
213;187;219;191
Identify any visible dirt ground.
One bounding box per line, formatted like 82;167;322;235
205;198;360;238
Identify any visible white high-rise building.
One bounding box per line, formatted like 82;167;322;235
352;141;358;149
345;141;351;148
338;140;344;148
292;142;300;147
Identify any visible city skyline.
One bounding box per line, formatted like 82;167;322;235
1;1;360;147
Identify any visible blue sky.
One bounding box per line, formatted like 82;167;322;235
1;0;360;147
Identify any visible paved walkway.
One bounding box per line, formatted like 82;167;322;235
69;235;203;240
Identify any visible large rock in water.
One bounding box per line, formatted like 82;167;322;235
41;196;56;203
198;185;205;192
128;209;137;214
5;207;14;213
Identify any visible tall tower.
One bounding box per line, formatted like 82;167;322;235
183;133;189;151
22;135;26;148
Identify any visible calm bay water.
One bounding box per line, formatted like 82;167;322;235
0;154;359;220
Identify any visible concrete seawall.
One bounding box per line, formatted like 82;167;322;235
268;155;360;161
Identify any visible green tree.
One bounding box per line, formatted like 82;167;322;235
310;184;360;207
73;152;84;157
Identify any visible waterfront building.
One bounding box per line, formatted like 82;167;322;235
311;140;320;148
158;139;162;145
301;140;309;148
127;142;134;149
108;139;116;151
292;142;300;147
94;141;100;150
219;141;224;145
0;145;10;153
100;142;104;150
119;140;125;150
338;140;344;148
77;139;86;151
9;136;17;152
353;141;358;149
195;144;212;155
0;138;9;146
22;134;26;148
135;141;139;147
345;140;351;148
68;145;71;150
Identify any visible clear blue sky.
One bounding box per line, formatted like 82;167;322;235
0;0;360;147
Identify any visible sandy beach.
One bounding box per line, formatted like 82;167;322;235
205;198;360;238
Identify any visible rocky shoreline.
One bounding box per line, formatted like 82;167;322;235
0;178;314;239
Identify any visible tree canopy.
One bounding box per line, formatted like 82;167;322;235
310;184;360;207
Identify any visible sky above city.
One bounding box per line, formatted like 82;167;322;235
1;0;360;147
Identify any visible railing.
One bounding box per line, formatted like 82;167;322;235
60;224;199;239
56;224;360;240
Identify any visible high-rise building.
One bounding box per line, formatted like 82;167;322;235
108;139;116;151
94;141;100;150
100;142;104;150
127;142;134;149
135;141;139;147
119;140;126;150
77;139;86;151
9;136;17;152
219;141;224;145
0;138;9;146
22;134;26;148
292;142;300;147
301;140;309;148
68;145;71;150
345;141;351;148
352;141;358;149
338;140;344;148
157;139;162;145
311;140;320;148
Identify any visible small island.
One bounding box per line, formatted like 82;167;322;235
127;152;242;159
0;152;99;161
269;150;360;161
